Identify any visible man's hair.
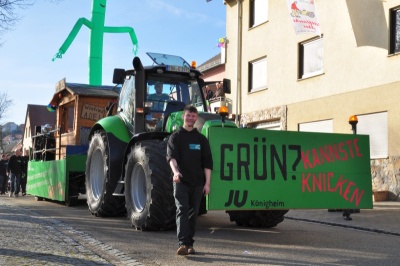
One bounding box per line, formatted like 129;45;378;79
183;105;198;114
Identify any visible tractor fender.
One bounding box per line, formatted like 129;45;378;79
89;115;131;143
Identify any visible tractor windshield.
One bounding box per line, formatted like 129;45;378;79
147;52;191;68
145;76;205;132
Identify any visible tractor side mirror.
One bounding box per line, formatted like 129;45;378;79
113;68;126;84
223;78;231;94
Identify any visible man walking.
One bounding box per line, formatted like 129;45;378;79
166;105;213;256
7;149;23;197
0;154;8;195
20;151;29;196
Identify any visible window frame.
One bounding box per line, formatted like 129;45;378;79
298;119;333;133
298;36;324;80
248;56;267;93
249;0;268;28
254;119;281;130
356;112;388;159
389;6;400;55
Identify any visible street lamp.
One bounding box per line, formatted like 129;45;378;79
345;114;360;219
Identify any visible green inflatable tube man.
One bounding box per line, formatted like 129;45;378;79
52;0;139;85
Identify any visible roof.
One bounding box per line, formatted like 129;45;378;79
59;83;120;97
197;53;222;72
25;104;57;137
49;78;120;106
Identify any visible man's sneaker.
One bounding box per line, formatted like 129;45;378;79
14;193;18;198
188;246;195;254
176;245;188;256
22;193;26;196
9;192;13;197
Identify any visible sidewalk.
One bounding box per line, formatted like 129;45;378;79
285;201;400;236
0;195;143;266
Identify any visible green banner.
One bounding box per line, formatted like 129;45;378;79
27;160;67;201
207;128;373;210
27;155;87;201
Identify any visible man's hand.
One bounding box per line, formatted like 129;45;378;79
203;183;210;195
169;159;182;183
203;168;211;195
173;172;182;183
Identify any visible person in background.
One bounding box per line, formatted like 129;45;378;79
167;105;213;256
214;82;225;99
205;85;213;100
148;81;170;111
20;150;29;196
0;154;8;195
7;149;23;197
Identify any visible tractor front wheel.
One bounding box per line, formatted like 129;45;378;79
86;130;125;217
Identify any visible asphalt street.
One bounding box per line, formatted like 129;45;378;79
1;194;399;265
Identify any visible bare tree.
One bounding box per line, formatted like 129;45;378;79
0;91;13;152
0;0;63;44
0;91;13;121
0;0;34;37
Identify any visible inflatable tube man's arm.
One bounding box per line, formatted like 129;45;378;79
104;26;139;55
52;18;94;61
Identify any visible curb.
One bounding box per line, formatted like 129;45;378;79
285;216;400;237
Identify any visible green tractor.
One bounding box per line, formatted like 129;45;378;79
85;53;373;231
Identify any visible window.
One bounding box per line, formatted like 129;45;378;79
61;104;75;133
299;37;324;79
250;0;268;28
389;6;400;54
357;112;388;159
118;76;135;125
254;120;281;130
299;119;333;133
249;57;267;93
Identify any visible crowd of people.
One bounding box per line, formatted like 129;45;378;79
0;149;28;197
204;82;225;101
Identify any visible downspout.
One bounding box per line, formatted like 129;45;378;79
235;0;243;126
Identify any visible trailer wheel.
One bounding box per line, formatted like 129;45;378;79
86;130;125;217
125;140;175;231
226;210;289;228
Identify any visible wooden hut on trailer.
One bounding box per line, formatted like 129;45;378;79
47;78;120;159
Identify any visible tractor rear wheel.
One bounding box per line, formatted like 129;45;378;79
226;210;289;228
124;140;175;231
86;130;125;217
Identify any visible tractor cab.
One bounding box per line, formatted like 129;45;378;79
113;52;217;134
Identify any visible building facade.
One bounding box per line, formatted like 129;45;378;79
23;104;57;157
224;0;400;198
